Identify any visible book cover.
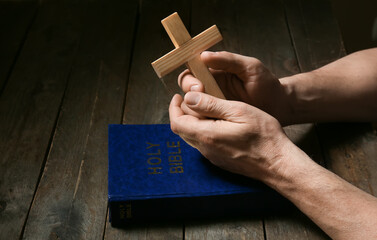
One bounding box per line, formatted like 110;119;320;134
108;124;289;226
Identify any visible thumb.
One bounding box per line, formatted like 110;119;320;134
184;92;247;121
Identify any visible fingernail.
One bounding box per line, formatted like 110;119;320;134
202;51;214;56
185;92;201;106
190;85;200;92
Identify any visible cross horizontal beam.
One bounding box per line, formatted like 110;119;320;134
152;25;222;78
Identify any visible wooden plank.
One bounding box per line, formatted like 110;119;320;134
104;0;190;239
189;0;328;239
283;0;346;72
0;1;37;95
0;2;84;239
21;1;137;239
233;0;299;77
318;123;377;195
104;222;183;240
284;0;377;195
265;208;330;240
186;218;264;240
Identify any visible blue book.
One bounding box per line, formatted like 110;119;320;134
108;124;289;226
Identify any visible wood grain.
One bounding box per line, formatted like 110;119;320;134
152;13;224;99
104;221;183;240
185;218;264;240
21;1;137;239
0;2;84;239
161;12;191;48
283;0;346;72
152;25;222;77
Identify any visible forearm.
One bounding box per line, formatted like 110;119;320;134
280;48;377;124
265;141;377;239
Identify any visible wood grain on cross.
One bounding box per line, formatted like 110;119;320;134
152;12;225;99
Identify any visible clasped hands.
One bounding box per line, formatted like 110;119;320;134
169;51;296;182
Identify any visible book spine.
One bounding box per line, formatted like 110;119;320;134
109;192;291;226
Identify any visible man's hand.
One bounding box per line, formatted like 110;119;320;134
170;49;377;239
169;91;291;181
179;51;293;125
169;91;377;240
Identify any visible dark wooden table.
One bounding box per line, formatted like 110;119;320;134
1;0;376;239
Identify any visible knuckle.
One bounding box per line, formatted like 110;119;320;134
199;135;213;147
230;102;249;117
170;120;180;134
245;58;265;75
249;57;263;66
178;70;190;89
198;131;217;146
204;97;217;112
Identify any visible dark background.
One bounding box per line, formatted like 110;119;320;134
331;0;377;52
2;0;376;53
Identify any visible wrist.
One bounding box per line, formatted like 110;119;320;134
262;137;319;193
279;71;318;125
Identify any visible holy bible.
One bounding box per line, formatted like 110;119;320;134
108;124;289;226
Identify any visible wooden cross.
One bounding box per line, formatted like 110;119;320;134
151;12;225;99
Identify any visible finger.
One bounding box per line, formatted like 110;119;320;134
170;108;220;148
201;51;261;77
170;94;216;136
180;101;206;119
178;69;204;93
184;92;249;122
169;94;203;138
169;93;205;119
169;94;185;120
